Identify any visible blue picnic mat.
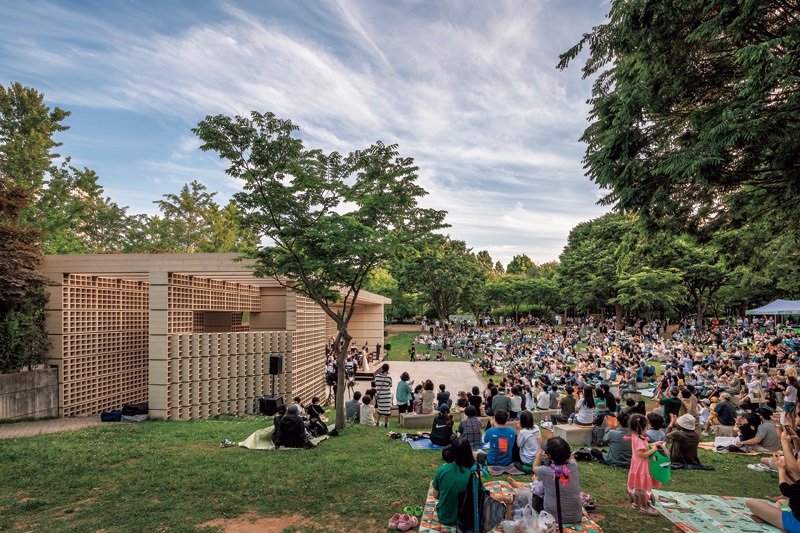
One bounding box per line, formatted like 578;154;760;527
406;437;488;451
652;490;782;532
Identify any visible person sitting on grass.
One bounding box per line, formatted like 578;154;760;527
750;424;800;479
738;408;781;452
476;410;516;466
306;396;325;421
345;391;362;423
746;453;800;533
659;386;682;428
507;437;583;524
646;412;666;443
271;404;287;445
360;394;376;426
589;411;632;467
666;414;708;469
430;404;454;446
433;438;515;529
274;405;309;449
458;405;483;448
432;438;474;527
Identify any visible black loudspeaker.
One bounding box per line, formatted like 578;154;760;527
259;396;284;416
269;354;283;375
383;343;391;351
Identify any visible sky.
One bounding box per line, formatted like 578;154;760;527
0;0;612;266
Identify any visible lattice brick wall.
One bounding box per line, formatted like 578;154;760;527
60;274;149;416
291;295;327;403
158;331;292;419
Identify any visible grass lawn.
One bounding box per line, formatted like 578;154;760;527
0;412;781;533
382;329;473;363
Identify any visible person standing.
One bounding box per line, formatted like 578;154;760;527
395;372;414;414
374;364;393;427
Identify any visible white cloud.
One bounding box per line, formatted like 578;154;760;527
0;0;613;266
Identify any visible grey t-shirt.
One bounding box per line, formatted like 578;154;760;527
602;428;632;467
535;461;583;524
755;421;781;451
492;393;511;414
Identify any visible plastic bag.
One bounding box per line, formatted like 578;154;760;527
513;488;533;511
519;504;543;533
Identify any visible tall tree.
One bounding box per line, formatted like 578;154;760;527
197;201;259;253
558;0;800;235
154;180;217;253
558;213;639;328
476;250;494;272
612;267;685;322
394;235;478;324
486;275;537;322
194;111;446;429
506;254;533;275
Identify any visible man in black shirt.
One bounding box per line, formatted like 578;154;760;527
702;392;737;436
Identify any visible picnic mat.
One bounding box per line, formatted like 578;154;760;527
237;426;331;450
407;437;488;451
698;441;772;455
652;490;782;532
418;480;604;533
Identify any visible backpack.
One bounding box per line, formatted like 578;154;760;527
457;466;506;533
591;426;606;447
308;418;328;437
573;448;593;462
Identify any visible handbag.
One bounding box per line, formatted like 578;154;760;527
649;450;672;483
457;465;506;533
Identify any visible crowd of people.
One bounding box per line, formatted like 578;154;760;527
415;316;800;529
281;314;800;530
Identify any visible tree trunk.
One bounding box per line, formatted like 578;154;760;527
614;303;624;331
696;299;707;335
333;328;352;430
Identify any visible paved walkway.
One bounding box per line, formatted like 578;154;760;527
0;416;105;439
349;360;483;400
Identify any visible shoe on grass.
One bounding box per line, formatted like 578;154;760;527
388;513;402;530
397;515;418;532
748;464;770;472
639;506;660;516
701;431;709;437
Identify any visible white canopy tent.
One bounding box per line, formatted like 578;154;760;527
746;300;800;316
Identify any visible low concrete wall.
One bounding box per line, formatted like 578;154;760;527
0;368;59;420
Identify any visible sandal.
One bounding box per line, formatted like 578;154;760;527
388;513;402;530
414;506;423;517
639;506;660;516
404;506;414;515
397;515;418;532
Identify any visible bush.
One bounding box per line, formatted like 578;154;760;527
0;289;50;374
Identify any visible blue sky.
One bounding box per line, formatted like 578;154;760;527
1;0;611;266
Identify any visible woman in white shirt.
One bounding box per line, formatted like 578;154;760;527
537;386;550;410
516;411;542;466
571;385;596;425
